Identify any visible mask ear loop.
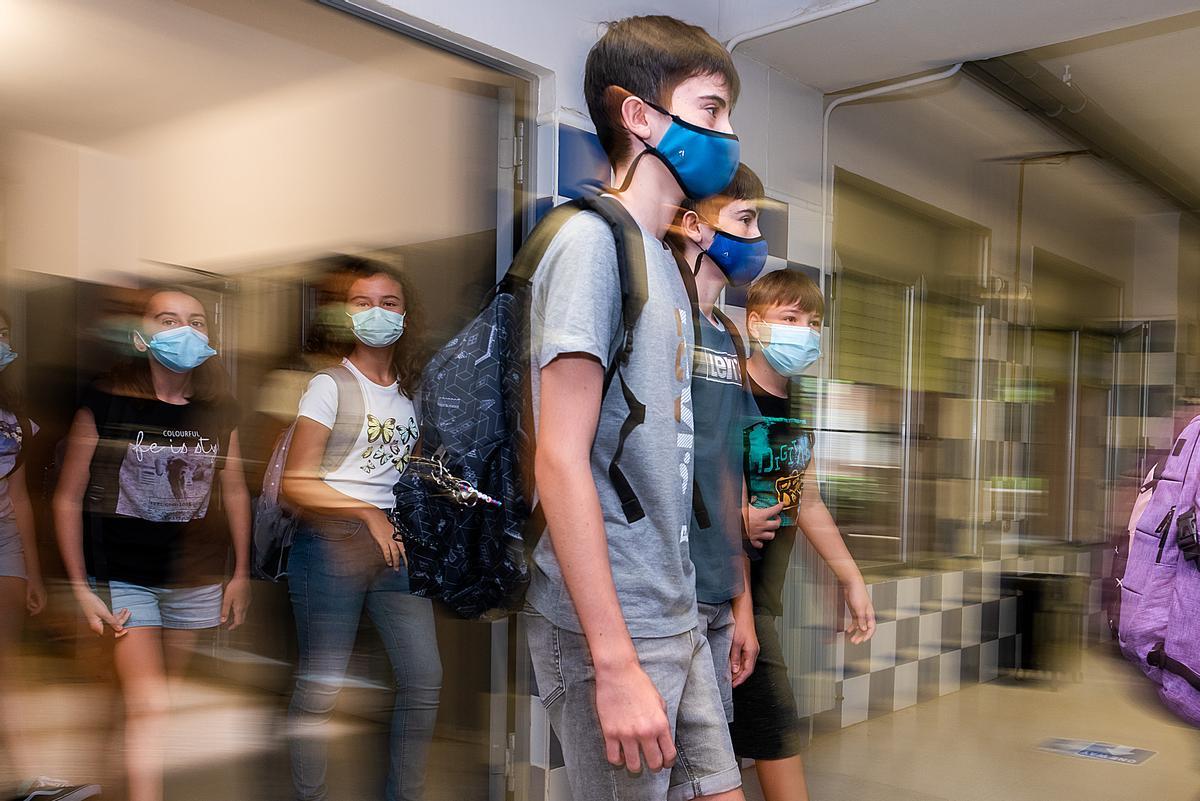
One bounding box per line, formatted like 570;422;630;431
692;251;705;277
611;147;651;194
609;91;668;195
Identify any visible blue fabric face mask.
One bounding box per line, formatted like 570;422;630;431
348;307;406;348
703;229;768;287
620;101;740;201
135;327;217;373
754;323;821;377
0;343;17;372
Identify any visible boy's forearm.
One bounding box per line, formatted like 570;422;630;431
797;497;865;587
537;453;637;670
731;555;752;615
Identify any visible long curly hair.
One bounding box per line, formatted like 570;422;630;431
322;255;426;398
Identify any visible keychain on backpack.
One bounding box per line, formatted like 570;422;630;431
394;455;501;506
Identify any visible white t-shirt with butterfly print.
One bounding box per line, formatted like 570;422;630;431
297;358;418;510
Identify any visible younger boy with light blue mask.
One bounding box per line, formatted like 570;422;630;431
731;268;875;801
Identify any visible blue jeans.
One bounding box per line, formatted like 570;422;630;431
287;514;442;801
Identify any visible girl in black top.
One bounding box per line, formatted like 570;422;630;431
53;288;251;801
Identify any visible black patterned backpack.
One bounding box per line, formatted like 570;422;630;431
390;192;648;618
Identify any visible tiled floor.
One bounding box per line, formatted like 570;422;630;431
3;658;489;801
745;647;1200;801
7;646;1196;801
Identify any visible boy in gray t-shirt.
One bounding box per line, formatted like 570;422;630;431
523;15;749;801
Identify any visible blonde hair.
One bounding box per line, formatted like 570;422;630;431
746;269;824;319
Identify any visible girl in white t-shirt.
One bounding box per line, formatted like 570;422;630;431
282;257;440;801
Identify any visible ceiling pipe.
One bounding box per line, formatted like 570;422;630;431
821;63;965;275
964;55;1200;213
725;0;877;51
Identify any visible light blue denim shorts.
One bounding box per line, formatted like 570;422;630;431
97;580;223;629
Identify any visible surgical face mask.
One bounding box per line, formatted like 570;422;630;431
135;326;217;373
619;100;740;201
0;342;17;372
753;322;821;377
699;228;768;287
348;306;406;348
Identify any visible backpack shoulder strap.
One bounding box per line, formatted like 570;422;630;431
316;364;365;477
574;193;649;378
573;194;651;524
500;200;594;291
712;307;748;388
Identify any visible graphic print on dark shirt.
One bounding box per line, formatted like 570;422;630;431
83;386;237;587
116;425;220;521
744;375;814;615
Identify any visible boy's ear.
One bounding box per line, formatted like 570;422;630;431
615;88;654;145
679;210;704;246
745;311;763;338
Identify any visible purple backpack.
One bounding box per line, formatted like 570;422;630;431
1119;415;1200;726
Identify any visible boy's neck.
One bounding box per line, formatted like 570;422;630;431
747;350;789;398
679;240;725;322
611;153;683;241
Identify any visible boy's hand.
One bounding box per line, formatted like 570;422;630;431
730;601;759;688
845;581;876;644
745;497;784;548
595;662;676;773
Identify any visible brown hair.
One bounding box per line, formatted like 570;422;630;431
667;162;765;253
325;255;426;398
0;309;22;416
584;15;739;167
103;287;231;403
746;269;825;320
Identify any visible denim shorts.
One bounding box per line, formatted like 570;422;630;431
0;515;25;579
97;580;224;629
525;607;741;801
697;601;736;723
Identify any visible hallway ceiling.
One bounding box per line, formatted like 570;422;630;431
0;0;513;146
1026;12;1200;207
737;0;1200;93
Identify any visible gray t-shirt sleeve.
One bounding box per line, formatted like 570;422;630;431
531;212;622;370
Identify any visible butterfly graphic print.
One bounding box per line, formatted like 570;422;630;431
360;413;418;474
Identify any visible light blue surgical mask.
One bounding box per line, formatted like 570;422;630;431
0;343;17;372
135;326;217;373
617;101;741;201
348;306;406;348
754;323;820;377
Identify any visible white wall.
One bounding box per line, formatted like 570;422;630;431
732;53;825;265
1131;212;1181;320
1;131;138;282
375;0;720;121
107;66;499;270
3;62;502;281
